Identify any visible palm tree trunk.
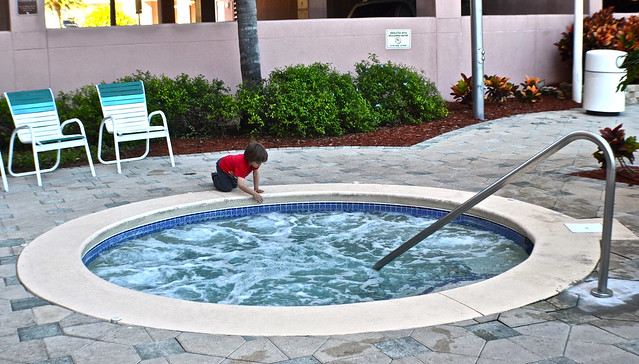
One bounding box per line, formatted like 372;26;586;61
55;5;62;28
235;0;262;82
110;0;117;26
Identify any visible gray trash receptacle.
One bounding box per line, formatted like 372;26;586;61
583;49;627;115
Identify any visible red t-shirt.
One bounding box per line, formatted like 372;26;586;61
218;154;258;178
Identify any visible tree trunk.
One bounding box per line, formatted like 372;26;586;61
110;0;117;26
55;5;62;28
235;0;262;82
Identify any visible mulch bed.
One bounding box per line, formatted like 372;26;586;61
142;96;582;156
571;166;639;186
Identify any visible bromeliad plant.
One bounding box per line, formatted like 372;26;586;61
593;124;639;178
515;76;543;103
450;73;473;105
483;74;516;104
451;73;545;106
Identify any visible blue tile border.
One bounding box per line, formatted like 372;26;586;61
82;202;532;265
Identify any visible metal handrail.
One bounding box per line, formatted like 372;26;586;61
372;131;616;298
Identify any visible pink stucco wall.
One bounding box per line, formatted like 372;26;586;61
1;1;578;101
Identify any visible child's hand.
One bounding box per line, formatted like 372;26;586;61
253;193;264;203
255;188;264;193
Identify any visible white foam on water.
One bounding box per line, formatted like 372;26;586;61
87;210;529;306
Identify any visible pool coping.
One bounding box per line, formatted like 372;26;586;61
16;184;637;336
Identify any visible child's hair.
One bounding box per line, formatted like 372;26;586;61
244;141;268;163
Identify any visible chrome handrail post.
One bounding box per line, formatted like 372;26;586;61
374;131;617;299
591;135;616;298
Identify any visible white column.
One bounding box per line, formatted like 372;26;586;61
573;0;583;103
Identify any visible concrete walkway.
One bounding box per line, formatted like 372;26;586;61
1;106;638;363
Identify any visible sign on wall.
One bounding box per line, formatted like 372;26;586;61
385;29;411;49
17;0;37;15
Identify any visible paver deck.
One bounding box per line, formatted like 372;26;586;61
1;106;638;363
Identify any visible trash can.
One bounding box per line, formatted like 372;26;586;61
583;49;627;115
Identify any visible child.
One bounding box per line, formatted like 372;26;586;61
211;141;268;203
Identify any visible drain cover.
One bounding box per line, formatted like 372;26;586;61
564;223;603;233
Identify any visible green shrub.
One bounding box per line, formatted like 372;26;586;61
243;63;376;138
235;80;268;135
1;58;451;171
83;5;137;27
268;63;343;137
354;54;448;126
117;71;238;138
56;85;103;145
0;97;13;149
619;49;639;91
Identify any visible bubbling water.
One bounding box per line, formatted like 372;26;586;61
87;210;529;306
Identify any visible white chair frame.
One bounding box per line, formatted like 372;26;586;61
96;81;175;174
4;89;96;186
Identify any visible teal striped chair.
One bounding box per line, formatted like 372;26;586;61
4;89;96;187
96;81;175;174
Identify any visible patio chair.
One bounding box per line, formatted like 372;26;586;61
96;81;175;174
4;89;96;187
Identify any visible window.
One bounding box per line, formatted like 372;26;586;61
604;0;639;12
462;0;583;16
44;0;221;29
347;0;416;18
1;0;10;31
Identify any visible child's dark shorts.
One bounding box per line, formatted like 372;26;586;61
212;160;237;192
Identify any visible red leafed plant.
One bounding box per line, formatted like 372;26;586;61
515;76;543;103
593;124;639;180
484;74;516;104
555;7;639;66
450;73;473;105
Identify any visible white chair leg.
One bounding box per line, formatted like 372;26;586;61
84;143;96;177
7;134;17;177
114;138;122;174
0;170;7;192
7;136;54;182
0;153;8;192
32;148;42;187
97;123;108;165
141;138;151;159
165;134;175;167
